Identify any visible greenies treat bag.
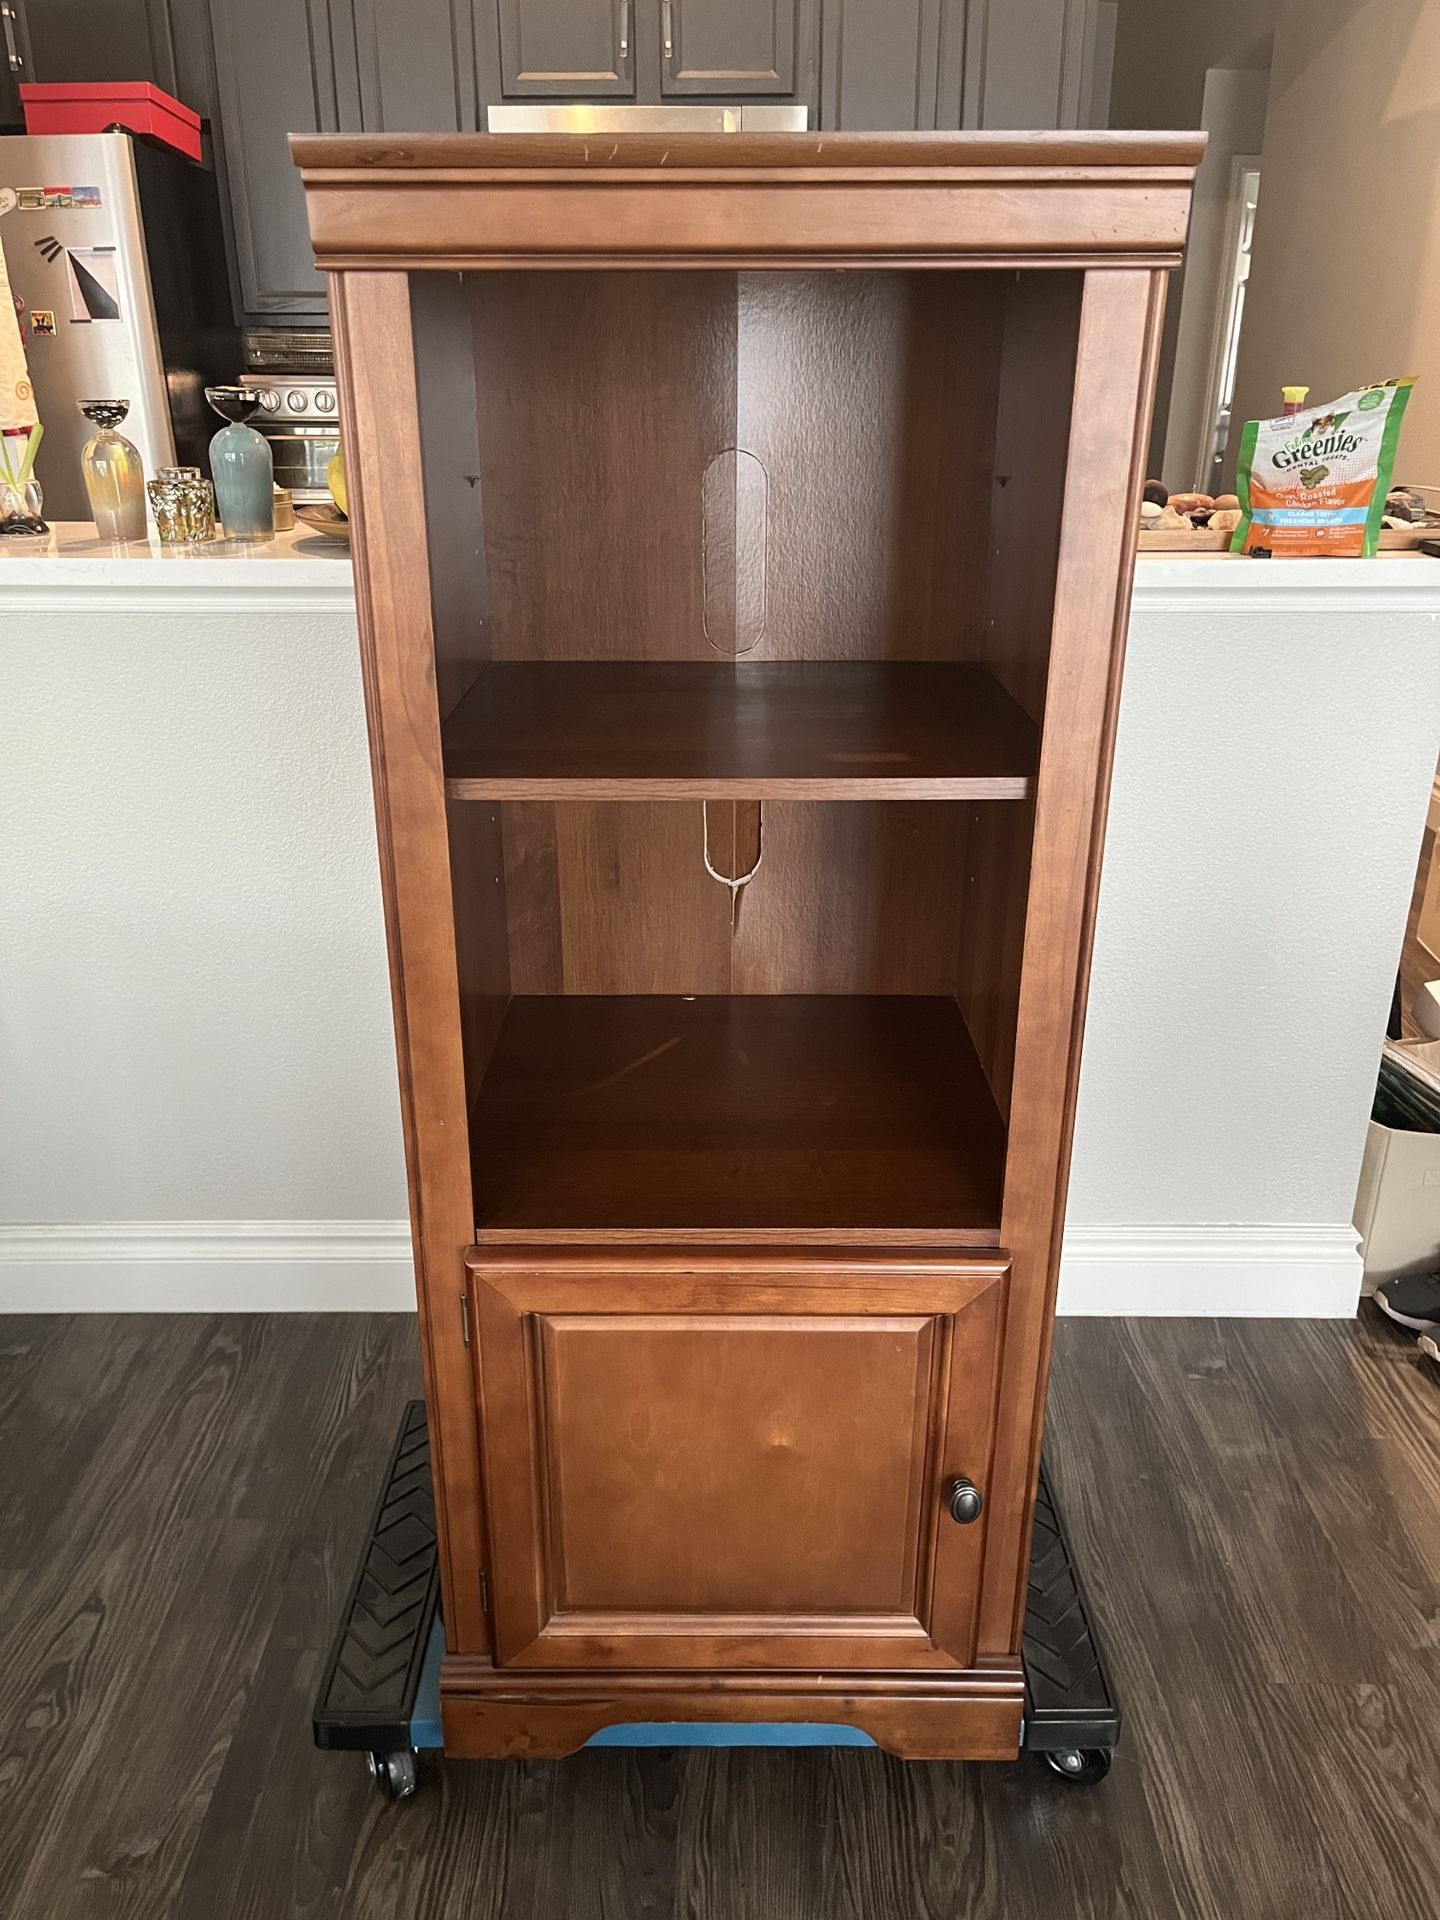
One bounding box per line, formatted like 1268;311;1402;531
1231;378;1416;556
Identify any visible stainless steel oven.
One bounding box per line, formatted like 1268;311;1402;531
238;370;340;506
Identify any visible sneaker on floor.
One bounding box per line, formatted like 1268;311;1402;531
1375;1272;1440;1332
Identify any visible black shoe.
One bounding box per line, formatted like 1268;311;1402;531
1375;1272;1440;1332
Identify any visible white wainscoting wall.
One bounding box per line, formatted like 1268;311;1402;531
2;537;1436;1316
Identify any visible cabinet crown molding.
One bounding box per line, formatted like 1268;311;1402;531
291;130;1205;269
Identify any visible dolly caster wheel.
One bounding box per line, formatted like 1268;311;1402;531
367;1749;418;1800
1043;1747;1111;1786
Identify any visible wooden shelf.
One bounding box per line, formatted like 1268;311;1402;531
470;995;1005;1244
443;663;1036;801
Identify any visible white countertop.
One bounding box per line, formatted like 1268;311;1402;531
0;520;354;608
4;522;1439;616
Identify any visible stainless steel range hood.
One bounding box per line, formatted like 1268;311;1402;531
486;104;808;133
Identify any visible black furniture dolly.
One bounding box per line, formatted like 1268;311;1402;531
314;1404;1121;1800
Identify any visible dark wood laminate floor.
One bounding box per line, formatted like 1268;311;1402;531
2;1312;1436;1920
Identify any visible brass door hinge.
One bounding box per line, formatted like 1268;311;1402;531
479;1570;490;1614
459;1289;470;1348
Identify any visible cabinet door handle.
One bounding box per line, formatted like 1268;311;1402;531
2;4;24;75
945;1477;984;1525
618;0;629;61
662;0;674;61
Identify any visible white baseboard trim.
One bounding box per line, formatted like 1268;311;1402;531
0;1219;1363;1318
0;1221;417;1313
1057;1223;1363;1317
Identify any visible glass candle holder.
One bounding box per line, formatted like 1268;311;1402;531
0;425;47;536
204;386;275;541
147;466;216;545
78;399;147;542
0;475;46;536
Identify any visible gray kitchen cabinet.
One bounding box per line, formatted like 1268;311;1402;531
489;1;813;108
818;0;954;129
353;0;485;130
13;0;1103;329
657;0;797;96
963;0;1098;128
820;0;1097;131
19;1;217;121
1;0;33;130
210;0;485;321
496;0;634;98
208;0;349;316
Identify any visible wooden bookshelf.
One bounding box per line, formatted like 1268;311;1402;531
469;994;1006;1243
299;131;1198;1761
443;662;1037;800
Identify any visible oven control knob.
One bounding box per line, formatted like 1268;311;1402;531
259;389;280;413
286;389;309;412
314;390;336;414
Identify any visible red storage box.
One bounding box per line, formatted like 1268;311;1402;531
19;83;202;163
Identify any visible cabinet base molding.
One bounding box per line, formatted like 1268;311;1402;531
439;1659;1024;1761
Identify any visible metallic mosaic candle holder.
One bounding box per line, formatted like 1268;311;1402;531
146;466;216;545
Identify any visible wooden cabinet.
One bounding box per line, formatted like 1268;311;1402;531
294;129;1200;1759
472;1248;1005;1670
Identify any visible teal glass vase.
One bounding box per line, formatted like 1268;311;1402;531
205;386;275;541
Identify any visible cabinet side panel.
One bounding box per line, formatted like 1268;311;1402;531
976;267;1167;1656
957;271;1082;1116
414;275;512;1090
410;273;490;718
330;269;490;1652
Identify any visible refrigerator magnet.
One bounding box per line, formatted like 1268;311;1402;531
64;248;120;323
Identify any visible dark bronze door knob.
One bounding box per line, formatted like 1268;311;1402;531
945;1476;984;1524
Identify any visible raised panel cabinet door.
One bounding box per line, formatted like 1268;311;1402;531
659;0;797;96
818;0;948;129
209;0;345;315
960;0;1098;129
470;1249;1006;1670
497;0;635;97
353;0;481;131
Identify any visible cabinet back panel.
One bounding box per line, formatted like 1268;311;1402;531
466;270;1002;662
497;800;968;995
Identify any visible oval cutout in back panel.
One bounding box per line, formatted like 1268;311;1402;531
702;448;768;656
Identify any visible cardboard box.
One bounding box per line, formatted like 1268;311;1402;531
1355;1110;1440;1289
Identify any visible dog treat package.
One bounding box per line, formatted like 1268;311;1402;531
1231;378;1416;556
